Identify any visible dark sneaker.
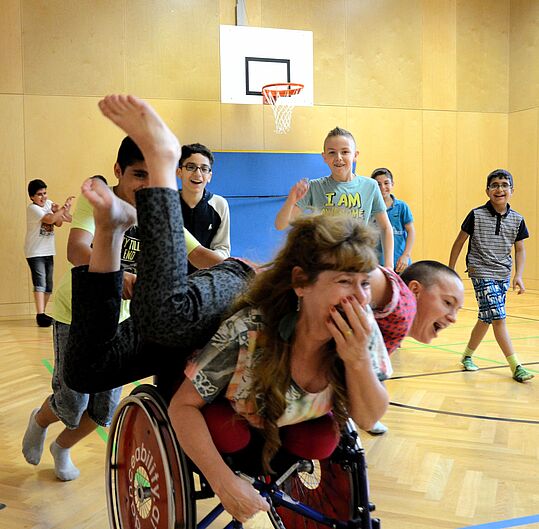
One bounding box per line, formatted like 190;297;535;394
36;313;53;327
513;365;534;383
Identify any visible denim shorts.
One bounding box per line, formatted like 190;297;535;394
26;256;54;293
471;278;510;324
49;321;123;428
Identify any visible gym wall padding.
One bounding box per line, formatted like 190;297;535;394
201;151;328;262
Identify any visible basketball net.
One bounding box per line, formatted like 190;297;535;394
262;83;304;134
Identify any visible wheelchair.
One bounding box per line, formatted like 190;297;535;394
106;383;381;529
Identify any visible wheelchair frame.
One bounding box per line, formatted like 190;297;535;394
106;384;380;529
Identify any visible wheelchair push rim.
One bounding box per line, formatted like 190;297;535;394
106;384;195;529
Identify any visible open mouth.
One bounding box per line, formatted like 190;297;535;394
433;322;444;335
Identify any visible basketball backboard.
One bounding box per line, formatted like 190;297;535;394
220;25;313;106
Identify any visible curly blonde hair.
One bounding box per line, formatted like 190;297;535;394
234;214;378;472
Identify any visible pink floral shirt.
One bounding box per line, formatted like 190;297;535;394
373;266;417;354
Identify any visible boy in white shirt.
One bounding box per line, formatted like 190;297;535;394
24;179;73;327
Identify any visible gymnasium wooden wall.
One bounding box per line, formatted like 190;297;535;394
509;0;539;289
1;0;537;316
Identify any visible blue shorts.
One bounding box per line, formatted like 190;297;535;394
471;278;510;324
26;256;54;293
49;321;123;428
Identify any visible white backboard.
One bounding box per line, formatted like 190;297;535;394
220;25;313;106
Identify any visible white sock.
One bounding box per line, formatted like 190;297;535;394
22;408;47;465
50;441;80;481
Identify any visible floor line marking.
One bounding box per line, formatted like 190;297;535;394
455;513;539;528
390;401;539;424
389;361;539;380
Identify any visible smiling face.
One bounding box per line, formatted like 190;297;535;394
114;160;150;206
177;153;212;195
407;273;464;343
295;269;371;340
373;174;393;200
30;188;48;207
322;135;358;182
486;176;513;212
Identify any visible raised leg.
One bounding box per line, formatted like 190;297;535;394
80;177;137;273
98;95;180;190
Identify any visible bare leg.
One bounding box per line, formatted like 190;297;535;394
492;319;516;358
492;319;534;381
43;292;51;311
98;95;180;190
33;291;45;314
56;411;98;448
35;397;59;428
466;320;490;350
80;177;136;273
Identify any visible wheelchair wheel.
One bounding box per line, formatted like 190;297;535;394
106;384;196;529
272;419;374;529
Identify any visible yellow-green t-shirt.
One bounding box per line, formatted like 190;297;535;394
53;192;200;324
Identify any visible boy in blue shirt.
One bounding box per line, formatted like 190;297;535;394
449;169;532;383
275;127;394;269
371;168;415;273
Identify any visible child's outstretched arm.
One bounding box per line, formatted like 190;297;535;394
449;230;469;269
396;221;415;273
513;239;526;294
274;178;309;230
374;210;394;269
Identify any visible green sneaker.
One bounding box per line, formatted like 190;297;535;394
513;365;534;383
461;356;479;371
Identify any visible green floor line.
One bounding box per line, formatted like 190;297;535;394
400;334;539;352
42;358;53;374
396;341;539;373
96;426;108;442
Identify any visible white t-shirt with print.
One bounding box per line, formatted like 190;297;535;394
24;200;56;258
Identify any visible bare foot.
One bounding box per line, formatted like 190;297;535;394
98;95;181;190
81;177;136;234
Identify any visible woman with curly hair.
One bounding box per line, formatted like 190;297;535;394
169;213;390;522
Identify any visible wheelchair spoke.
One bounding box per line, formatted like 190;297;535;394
275;456;359;529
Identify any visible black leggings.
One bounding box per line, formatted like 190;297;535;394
63;188;253;393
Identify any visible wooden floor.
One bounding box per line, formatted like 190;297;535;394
1;289;538;529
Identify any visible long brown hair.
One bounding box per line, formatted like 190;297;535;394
234;214;378;471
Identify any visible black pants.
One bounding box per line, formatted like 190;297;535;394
63;188;253;393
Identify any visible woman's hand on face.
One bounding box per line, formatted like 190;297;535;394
216;473;269;523
326;296;371;364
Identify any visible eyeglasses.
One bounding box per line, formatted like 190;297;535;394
488;183;511;190
180;163;212;175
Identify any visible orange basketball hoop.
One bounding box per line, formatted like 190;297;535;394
262;83;304;134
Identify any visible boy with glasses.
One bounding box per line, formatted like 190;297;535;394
178;143;230;274
449;169;533;382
